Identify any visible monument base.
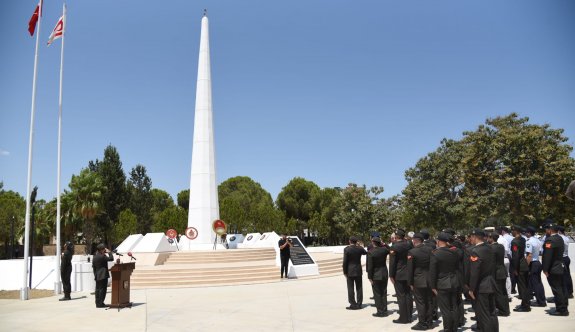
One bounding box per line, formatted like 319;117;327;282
178;237;227;251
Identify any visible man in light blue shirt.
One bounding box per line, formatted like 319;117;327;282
557;226;573;299
526;226;546;306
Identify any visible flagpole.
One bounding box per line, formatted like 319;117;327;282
22;0;43;301
54;3;66;296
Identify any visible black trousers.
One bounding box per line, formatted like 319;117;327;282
371;279;387;313
346;276;363;306
494;278;510;315
563;256;573;296
517;270;530;308
548;274;569;313
95;279;108;306
280;255;290;278
528;261;546;305
456;289;465;326
475;292;499;332
61;267;72;296
437;289;458;332
394;280;413;322
413;287;432;326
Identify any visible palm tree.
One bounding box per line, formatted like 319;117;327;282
68;168;105;254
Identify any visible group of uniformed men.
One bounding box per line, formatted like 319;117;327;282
342;222;572;331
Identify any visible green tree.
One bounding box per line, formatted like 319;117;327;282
111;209;138;245
219;176;282;234
276;177;321;238
177;189;189;210
402;138;467;231
308;187;342;245
128;164;153;234
89;145;128;244
402;113;575;230
151;206;187;234
151;189;174;215
332;184;391;242
68;168;105;254
0;183;26;258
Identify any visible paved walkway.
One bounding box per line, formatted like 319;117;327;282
0;273;573;332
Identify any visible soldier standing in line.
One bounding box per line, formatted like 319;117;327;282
408;233;434;330
367;236;391;317
486;232;510;316
468;229;499;332
444;229;466;327
511;225;531;312
343;236;366;310
390;229;414;324
430;232;460;332
525;226;546;307
543;224;570;316
421;229;439;322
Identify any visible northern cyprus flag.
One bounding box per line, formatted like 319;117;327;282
47;15;64;46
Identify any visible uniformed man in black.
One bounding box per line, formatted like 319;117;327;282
390;229;413;324
343;236;366;310
510;225;530;312
278;234;292;279
367;236;390;317
444;228;466;327
430;232;460;332
421;228;440;322
486;232;510;316
468;229;499;332
408;233;433;330
543;224;569;316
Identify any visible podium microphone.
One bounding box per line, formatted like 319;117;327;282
128;252;137;261
112;249;123;256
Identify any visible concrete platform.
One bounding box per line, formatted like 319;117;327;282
0;271;573;332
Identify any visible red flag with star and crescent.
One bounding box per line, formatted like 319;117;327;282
28;0;43;36
47;15;64;45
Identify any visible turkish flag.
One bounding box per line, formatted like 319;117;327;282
28;1;42;36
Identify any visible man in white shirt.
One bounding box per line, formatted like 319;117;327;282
498;226;514;298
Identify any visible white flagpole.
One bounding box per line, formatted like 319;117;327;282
22;0;43;301
54;3;66;296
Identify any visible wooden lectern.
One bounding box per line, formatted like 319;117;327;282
109;262;135;309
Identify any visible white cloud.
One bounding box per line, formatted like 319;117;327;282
0;149;10;156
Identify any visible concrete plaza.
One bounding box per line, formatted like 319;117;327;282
0;271;573;332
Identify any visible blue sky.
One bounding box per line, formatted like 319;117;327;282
1;0;574;202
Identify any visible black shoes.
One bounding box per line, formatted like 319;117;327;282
96;304;107;308
530;301;547;307
513;306;531;312
373;311;390;317
59;296;71;301
411;323;428;330
393;319;411;324
346;304;361;310
549;311;569;316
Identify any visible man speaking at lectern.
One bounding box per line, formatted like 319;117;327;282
93;243;114;308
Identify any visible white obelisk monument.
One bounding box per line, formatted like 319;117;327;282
180;11;221;250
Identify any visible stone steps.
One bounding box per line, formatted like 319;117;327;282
130;249;343;289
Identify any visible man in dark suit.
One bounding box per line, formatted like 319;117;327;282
92;243;114;308
278;234;292;279
343;236;366;310
468;229;499;332
408;233;433;330
430;232;460;332
543;224;569;316
59;241;74;301
487;232;510;316
390;229;413;324
511;225;530;312
367;237;390;317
